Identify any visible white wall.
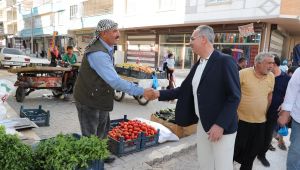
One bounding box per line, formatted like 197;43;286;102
113;0;282;29
114;0;186;29
185;0;281;23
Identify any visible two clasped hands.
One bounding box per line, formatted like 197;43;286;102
143;88;160;100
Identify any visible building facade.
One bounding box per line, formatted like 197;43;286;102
113;0;300;68
1;0;299;68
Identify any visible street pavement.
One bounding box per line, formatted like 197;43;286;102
0;68;289;170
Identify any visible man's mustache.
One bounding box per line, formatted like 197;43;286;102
115;36;120;40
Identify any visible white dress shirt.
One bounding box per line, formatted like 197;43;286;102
282;68;300;123
192;52;212;117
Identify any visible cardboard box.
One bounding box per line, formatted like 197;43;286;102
150;114;197;138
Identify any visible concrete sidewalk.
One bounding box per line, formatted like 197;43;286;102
105;134;197;170
107;132;289;170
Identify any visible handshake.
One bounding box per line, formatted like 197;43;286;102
143;88;160;100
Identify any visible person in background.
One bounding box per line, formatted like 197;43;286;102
166;53;175;89
292;44;300;66
274;65;299;151
62;46;77;65
237;57;247;71
162;50;171;71
288;66;298;76
234;52;274;170
257;55;290;167
73;19;155;163
279;60;289;73
221;48;232;56
40;50;46;58
62;46;77;90
278;67;300;170
49;46;61;67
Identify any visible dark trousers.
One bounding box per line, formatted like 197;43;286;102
167;69;174;89
75;102;110;139
234;120;266;170
258;114;278;157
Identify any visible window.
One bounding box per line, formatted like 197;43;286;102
126;0;137;15
58;11;64;25
3;48;24;55
83;0;113;17
158;0;176;11
206;0;231;5
70;5;78;19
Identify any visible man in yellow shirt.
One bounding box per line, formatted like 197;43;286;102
234;52;275;170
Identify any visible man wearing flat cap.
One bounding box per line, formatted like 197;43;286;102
74;19;155;162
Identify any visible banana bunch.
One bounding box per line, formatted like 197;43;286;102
116;63;154;74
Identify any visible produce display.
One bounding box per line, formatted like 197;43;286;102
153;108;176;123
115;63;154;74
108;120;158;141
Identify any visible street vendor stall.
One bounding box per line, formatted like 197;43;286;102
8;66;78;102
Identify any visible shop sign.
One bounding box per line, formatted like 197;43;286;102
238;23;255;37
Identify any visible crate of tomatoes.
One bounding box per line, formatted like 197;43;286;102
140;128;160;150
108;118;159;156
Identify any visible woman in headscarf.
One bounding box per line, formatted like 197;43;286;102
49;46;61;67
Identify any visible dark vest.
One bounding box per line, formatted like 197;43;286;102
74;40;114;110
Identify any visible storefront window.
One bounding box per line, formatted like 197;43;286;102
159;34;194;69
159;44;183;68
214;33;261;43
213;32;261;67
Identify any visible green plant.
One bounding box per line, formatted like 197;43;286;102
75;136;109;168
0;125;34;170
34;134;109;170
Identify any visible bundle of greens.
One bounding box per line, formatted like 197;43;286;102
154;108;176;123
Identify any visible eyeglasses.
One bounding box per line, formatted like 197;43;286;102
190;35;201;41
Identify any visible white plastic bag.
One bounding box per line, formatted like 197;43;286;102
0;105;7;120
0;79;15;120
133;117;179;143
0;79;14;103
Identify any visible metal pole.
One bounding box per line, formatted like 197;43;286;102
31;8;33;54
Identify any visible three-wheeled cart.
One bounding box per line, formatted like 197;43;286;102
8;66;78;102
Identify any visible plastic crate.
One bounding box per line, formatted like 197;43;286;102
76;160;104;170
20;105;50;127
140;129;160;150
115;67;131;76
110;115;129;129
130;70;152;79
108;134;142;157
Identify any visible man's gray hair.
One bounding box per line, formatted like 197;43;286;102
254;52;275;64
195;25;215;44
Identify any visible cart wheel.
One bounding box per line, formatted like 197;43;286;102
135;95;149;106
114;90;125;101
16;87;26;102
52;90;63;98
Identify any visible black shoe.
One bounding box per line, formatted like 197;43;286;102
104;156;115;163
257;156;270;167
269;144;276;151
